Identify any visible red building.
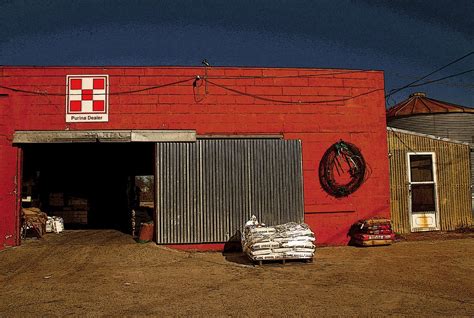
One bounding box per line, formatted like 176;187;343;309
0;66;390;250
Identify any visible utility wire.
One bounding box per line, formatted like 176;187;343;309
391;72;474;89
387;126;417;152
207;69;373;79
0;69;372;80
205;78;383;104
0;85;53;96
0;62;472;105
384;69;474;108
207;67;472;105
403;69;474;89
111;78;194;95
386;51;474;97
0;78;195;96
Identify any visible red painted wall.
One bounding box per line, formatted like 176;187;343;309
0;66;390;248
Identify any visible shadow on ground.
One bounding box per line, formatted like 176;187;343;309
222;230;253;265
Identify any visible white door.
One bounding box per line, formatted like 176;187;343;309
407;153;439;232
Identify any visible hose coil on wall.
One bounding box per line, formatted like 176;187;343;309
319;140;367;198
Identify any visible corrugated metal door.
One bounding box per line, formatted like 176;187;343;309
155;139;304;244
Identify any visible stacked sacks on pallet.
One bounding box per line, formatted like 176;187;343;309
242;216;316;261
351;217;394;246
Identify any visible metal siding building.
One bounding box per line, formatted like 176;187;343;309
387;93;474;212
387;128;472;233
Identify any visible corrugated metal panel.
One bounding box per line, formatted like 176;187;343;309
387;114;474;145
388;113;474;195
155;139;304;244
387;129;472;234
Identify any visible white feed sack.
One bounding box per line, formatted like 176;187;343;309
46;216;65;233
242;215;316;261
46;217;54;233
53;217;65;233
281;241;314;248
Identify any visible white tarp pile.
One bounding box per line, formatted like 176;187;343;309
242;215;316;261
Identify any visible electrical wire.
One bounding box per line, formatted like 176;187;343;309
0;85;53;96
205;69;473;104
0;78;195;96
387;127;417;153
386;51;474;97
0;69;373;80
206;69;373;79
402;69;474;89
0;75;384;104
192;77;206;102
391;72;474;90
0;60;471;105
205;78;383;104
384;69;474;108
112;78;194;95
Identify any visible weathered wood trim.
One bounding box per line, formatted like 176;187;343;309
13;130;196;143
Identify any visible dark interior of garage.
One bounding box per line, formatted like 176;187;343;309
21;143;155;234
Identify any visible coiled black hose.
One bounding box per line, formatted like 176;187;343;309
319;140;367;197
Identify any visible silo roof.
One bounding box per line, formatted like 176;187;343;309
387;92;474;118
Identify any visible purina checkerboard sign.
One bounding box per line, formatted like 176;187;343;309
66;75;109;122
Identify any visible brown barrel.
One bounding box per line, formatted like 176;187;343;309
138;222;154;243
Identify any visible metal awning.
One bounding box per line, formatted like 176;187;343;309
13;130;196;143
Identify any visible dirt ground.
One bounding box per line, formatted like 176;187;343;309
1;230;473;317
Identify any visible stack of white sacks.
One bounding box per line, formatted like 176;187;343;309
242;216;316;261
45;216;65;234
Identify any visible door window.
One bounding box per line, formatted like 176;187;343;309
411;184;436;212
409;155;433;182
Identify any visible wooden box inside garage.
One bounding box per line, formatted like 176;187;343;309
49;193;88;224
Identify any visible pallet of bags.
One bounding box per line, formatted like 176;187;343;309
242;215;316;263
351;217;394;246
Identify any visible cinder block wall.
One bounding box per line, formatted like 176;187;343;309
0;66;390;247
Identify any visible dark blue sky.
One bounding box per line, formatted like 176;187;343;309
1;0;473;107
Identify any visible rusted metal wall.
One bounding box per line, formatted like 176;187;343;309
155;139;304;244
387;128;472;233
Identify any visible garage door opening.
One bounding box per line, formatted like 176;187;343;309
20;143;155;235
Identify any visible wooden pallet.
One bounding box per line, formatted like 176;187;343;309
250;257;314;266
353;239;393;246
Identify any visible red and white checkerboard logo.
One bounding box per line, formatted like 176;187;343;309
66;75;109;122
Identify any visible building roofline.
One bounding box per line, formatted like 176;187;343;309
387;111;474;120
0;65;384;73
387;127;471;146
386;94;474;118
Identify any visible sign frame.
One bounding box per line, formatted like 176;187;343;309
66;74;109;123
